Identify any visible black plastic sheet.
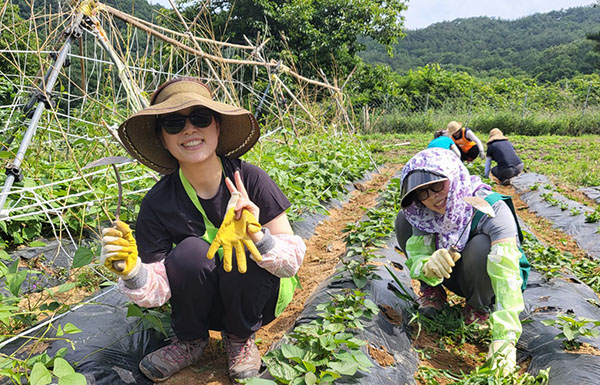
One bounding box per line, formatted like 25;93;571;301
512;173;600;260
521;270;600;384
279;236;419;385
579;186;600;204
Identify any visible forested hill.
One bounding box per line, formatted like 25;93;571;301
359;5;600;82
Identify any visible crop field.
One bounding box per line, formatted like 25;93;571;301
1;2;600;385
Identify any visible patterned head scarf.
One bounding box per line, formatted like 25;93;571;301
401;148;491;251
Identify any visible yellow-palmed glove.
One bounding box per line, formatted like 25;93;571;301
422;248;461;279
101;220;140;279
207;207;262;273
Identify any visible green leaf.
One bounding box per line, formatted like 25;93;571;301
304;371;317;385
29;240;47;247
53;358;75;377
72;247;94;268
328;360;359;376
30;362;52;385
281;343;307;362
62;323;82;335
56;282;77;293
57;373;87;385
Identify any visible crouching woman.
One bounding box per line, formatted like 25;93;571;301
394;147;530;373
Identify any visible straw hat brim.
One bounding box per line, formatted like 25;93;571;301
487;133;508;144
118;93;259;174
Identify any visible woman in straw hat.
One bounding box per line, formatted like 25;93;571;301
447;121;485;162
394;147;530;375
484;128;524;186
100;77;306;382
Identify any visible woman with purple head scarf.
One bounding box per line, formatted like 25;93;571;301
395;148;530;375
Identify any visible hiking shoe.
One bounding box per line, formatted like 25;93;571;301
138;337;207;382
417;285;447;318
464;304;491;326
223;332;261;381
500;178;512;186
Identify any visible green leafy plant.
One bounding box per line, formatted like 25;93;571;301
541;314;600;350
249;289;376;385
584;207;600;223
570;207;581;216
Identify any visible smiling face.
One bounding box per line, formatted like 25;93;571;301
159;107;220;168
417;179;450;214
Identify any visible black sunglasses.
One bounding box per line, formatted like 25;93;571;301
158;109;214;135
415;181;445;202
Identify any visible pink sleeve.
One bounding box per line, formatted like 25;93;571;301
256;234;306;278
118;261;171;308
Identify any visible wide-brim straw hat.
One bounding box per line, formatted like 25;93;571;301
446;121;463;136
118;78;259;174
487;128;508;144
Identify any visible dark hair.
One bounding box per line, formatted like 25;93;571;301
433;129;445;139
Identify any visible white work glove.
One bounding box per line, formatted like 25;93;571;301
487;340;517;375
422;248;461;279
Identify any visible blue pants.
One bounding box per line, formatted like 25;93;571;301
165;237;280;341
395;211;495;308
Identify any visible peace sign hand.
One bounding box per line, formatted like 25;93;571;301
206;171;263;273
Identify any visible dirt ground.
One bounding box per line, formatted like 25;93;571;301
160;165;594;384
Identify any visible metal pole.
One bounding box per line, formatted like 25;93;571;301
0;13;84;217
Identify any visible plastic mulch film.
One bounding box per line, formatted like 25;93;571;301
511;173;600;260
579;186;600;204
1;286;165;385
277;236;419;384
521;269;600;384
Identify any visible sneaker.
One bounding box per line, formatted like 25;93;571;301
500;178;512;186
222;333;261;381
464;304;491;326
417;285;447;318
138;337;208;382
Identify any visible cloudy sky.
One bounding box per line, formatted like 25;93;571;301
148;0;596;30
402;0;596;29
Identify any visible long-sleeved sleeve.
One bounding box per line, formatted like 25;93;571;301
255;233;306;278
118;261;171;308
466;130;485;158
484;156;492;178
405;234;442;287
487;241;524;343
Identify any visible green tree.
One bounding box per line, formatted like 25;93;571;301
183;0;407;76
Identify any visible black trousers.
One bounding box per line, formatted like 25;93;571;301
164;237;280;341
460;145;480;162
491;162;524;183
395;211;495;308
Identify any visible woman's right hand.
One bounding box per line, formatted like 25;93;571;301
422;248;461;279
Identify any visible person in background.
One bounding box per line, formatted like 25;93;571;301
447;120;485;162
394;147;530;375
427;129;461;158
100;77;306;382
485;128;524;186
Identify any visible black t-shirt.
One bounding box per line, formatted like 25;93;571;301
486;139;522;169
135;158;291;263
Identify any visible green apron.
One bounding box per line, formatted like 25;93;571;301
178;168;298;317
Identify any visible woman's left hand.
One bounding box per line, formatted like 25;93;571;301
225;170;260;222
